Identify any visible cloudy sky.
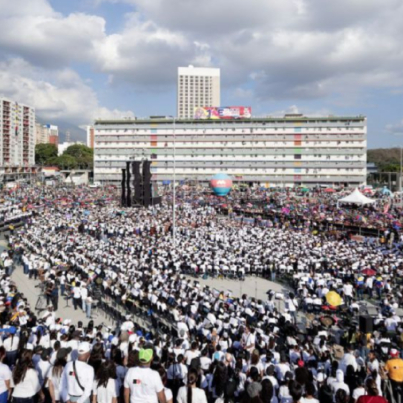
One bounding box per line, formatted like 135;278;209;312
1;0;403;147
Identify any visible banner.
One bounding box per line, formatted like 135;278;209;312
194;106;252;120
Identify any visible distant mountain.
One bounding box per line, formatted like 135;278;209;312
36;117;87;143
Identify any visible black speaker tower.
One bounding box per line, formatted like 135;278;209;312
121;169;127;207
126;161;132;208
120;159;161;207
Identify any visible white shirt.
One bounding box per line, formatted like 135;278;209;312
3;336;19;352
177;386;207;403
60;360;95;403
0;363;11;394
301;398;319;403
93;378;118;403
49;368;62;401
352;387;366;401
11;368;41;398
124;367;164;403
36;360;51;387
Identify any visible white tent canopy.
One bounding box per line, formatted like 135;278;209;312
337;188;376;207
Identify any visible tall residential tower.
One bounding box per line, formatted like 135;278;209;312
177;66;220;119
0;97;35;166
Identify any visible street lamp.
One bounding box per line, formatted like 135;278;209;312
168;117;176;249
173;117;176;248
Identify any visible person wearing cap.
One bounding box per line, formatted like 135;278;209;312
123;348;166;403
60;342;94;403
383;348;403;400
3;328;19;367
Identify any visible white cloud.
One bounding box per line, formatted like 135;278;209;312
92;13;190;86
0;58;134;125
1;0;403;111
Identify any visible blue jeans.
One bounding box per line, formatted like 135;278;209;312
86;303;92;318
0;391;7;403
6;350;18;366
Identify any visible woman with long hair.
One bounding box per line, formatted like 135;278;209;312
261;379;277;403
11;349;43;403
48;350;68;403
211;362;229;399
0;347;11;403
111;348;127;399
93;360;118;403
177;368;207;403
88;342;105;374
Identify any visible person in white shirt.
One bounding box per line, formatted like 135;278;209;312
42;306;56;327
10;349;43;403
339;347;358;375
124;348;166;403
301;383;319;403
80;286;88;312
177;369;207;403
60;342;95;403
343;282;354;304
3;330;19;367
49;348;70;403
331;370;350;399
241;326;256;355
73;284;82;311
93;360;118;403
0;347;11;403
184;342;200;366
35;348;51;389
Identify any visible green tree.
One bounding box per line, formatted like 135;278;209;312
64;144;94;169
379;163;400;172
35;143;58;165
56;154;77;170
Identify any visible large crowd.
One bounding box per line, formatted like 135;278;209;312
0;184;402;403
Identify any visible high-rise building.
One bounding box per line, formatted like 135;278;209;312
0;97;35;166
35;123;48;144
177;66;220;119
47;125;59;146
93;114;367;187
87;126;95;149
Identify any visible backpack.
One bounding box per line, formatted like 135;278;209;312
190;356;201;371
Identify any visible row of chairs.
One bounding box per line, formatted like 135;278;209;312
96;298;175;336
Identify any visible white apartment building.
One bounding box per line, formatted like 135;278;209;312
0;97;35;166
93;115;367;188
177;66;220;119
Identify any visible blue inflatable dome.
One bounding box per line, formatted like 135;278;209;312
210;173;233;196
